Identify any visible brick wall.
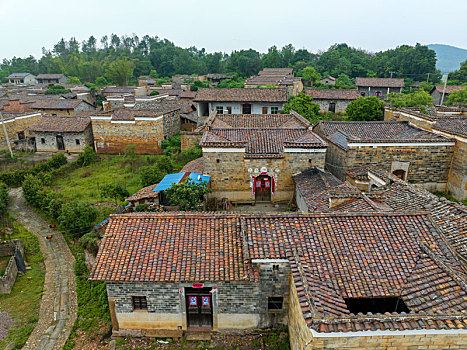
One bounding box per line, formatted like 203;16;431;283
313;99;352;113
106;261;289;335
92;111;180;154
34;126;93;153
0;113;41;150
180;131;203;151
203;150;325;203
0;240;24;295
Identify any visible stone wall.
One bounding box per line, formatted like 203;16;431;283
0;239;24;295
313;99;352;113
92;111;180;154
203;150;325;203
447;137;467;200
35;125;93;153
106;261;290;336
0;113;41;149
180;131;203;151
288;278;312;350
323;142;348;180
384;108;435;131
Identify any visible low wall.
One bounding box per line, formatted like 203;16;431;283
0;239;24;294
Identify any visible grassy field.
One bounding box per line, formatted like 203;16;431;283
0;216;45;350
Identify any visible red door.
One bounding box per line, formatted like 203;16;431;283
255;175;271;202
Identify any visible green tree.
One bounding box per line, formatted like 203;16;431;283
22;175;44;206
190;80;210;91
0;183;8;213
445;87;467;105
300;66;321;84
282;93;320;123
165;179;211;211
449;60;467;83
149;90;159;96
149;69;158;78
67;76;82;84
77;145;96;166
58;201;98;236
387;90;433;108
45;84;71;95
100;184;130;205
335;73;354;88
346;96;384;121
106;58;135;86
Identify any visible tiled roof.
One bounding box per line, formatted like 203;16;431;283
200;113;326;158
90;213;256;282
355;77;405;88
91;211;467;333
36;74;66;79
432;85;465;94
258;68;293;76
179;91;197;99
30;99;85;110
316;121;451;149
7;73;34;78
126;184;159;202
102;86;137;94
305;89;360;100
244;76;301;87
181;157;204;173
194;88;288;102
133;100;191;114
152;88;183;96
434;117;467;138
111;107;179;121
30;116;91;132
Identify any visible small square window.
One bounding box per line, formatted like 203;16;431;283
76;139;80;145
216;106;224;114
132;296;148;310
271;107;279;114
41;138;45;144
216;159;220;163
273;264;279;271
268;296;283;310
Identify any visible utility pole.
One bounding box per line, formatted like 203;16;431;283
440;73;449;105
426;73;430;83
389;71;395;78
0;111;13;158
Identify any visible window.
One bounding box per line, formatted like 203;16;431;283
132;296;148;310
216;159;220;163
360;92;366;97
273;264;279;271
268;297;283;310
271;107;279;114
242;103;251;114
226;106;232;114
17;131;25;140
75;139;80;145
375;91;382;97
344;297;409;315
41;138;45;144
262;107;268;114
216;106;224;114
328;102;336;113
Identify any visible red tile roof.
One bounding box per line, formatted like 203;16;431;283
30;116;91;132
356;77;405;88
194;88;288;102
305;89;360;100
126;184;159;202
432;85;465;94
200;112;326;158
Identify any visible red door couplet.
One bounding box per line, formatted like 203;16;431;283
255;175;272;202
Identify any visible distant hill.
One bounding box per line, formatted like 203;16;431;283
428;44;467;74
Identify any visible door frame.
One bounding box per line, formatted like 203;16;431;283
185;287;213;330
254;174;272;202
56;135;65;150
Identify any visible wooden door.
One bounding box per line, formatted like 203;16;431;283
255;175;271;202
262;107;268;114
186;288;213;329
56;135;65;150
242;103;251;114
328;102;336;113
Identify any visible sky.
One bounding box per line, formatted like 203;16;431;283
0;0;466;60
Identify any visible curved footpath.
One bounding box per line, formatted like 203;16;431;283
9;188;77;350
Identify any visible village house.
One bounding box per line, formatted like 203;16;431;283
30;99;95;116
319;76;335;85
90;107;180;154
244;76;303;97
430;85;465;105
194;88;288;119
199;111;327;203
6;73;37;85
355;77;404;98
205;74;234;86
385;106;467;200
35;73;68;84
90;211;467;349
313;120;456;193
125;184;160;210
101;86;147;98
138;76;157;87
29;116;93;152
258;68;293;77
0;111;42;150
305;89;359;113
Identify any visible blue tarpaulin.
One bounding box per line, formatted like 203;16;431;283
154;172;210;192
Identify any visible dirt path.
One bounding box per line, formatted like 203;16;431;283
9;188;77;350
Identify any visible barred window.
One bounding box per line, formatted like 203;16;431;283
132;296;148;310
268;296;283;310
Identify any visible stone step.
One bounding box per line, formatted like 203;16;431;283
185;332;212;341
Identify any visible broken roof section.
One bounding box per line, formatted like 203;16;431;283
154;172;210;192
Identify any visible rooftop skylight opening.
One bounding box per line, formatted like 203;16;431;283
344;297;410;315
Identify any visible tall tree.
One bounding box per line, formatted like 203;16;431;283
106;58;135;86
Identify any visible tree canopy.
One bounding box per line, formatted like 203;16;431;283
346;96;385;121
387;90;433;108
445;87;467;105
0;36;443;86
281;93;320;123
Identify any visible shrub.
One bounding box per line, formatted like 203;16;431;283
78;232;101;255
22;175;44;206
346;96;384;121
149;90;159;96
100;184;129;205
165;179;211;211
58;201;98;236
135;203;149;212
77;146;96;166
0;182;8;213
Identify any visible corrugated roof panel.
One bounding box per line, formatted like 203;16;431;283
154;172;186;191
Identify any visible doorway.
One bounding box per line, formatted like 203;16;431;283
328;102;336;113
392;169;406;180
242;103;251;114
185;287;213;329
255;175;272;202
56;135;65;150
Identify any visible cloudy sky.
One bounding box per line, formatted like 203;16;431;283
0;0;466;60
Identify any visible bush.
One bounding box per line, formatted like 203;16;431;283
58;201;98;236
78;232;101;255
139;156;174;187
346;96;384;121
135;203;149;212
174;146;203;165
0;182;8;213
165;179;211;211
22;175;44;206
149;90;159;96
77;146;96;166
100;184;129;205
